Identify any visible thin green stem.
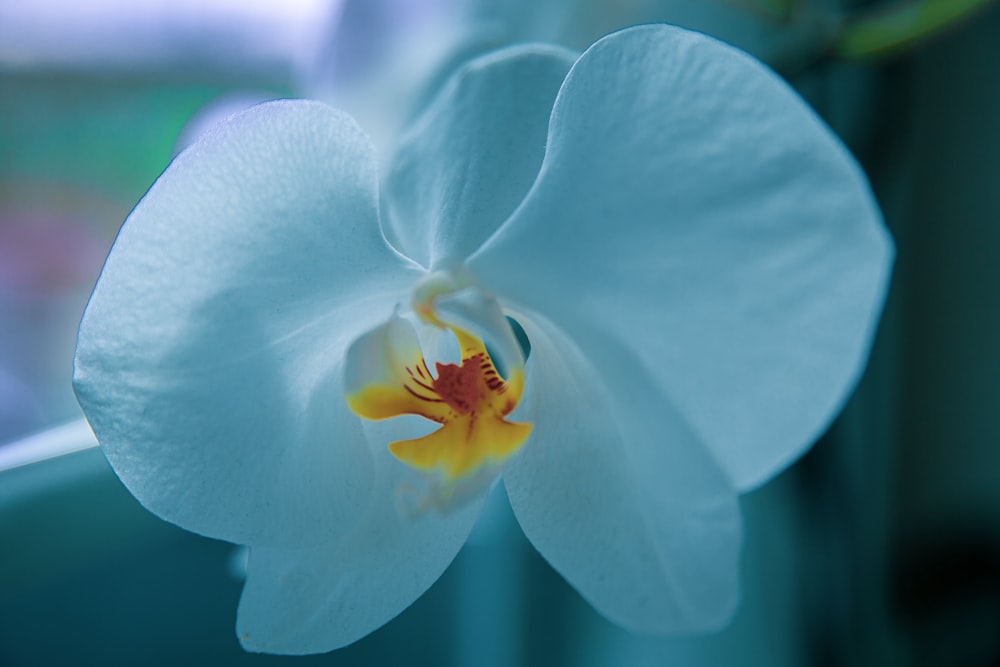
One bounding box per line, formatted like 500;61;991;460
834;0;997;59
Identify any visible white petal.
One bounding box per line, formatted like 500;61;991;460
382;44;575;268
342;312;423;399
470;25;893;490
434;285;527;376
74;100;422;548
236;432;485;654
504;313;742;632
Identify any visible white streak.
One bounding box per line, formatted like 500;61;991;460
0;419;98;472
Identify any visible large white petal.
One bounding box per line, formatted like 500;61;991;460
504;313;742;632
470;25;893;491
236;423;485;654
382;44;575;269
74;100;422;548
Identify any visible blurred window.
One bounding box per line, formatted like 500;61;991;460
0;0;338;79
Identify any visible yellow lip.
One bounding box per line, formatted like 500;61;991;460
346;324;531;480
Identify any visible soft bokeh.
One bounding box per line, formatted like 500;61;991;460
2;0;999;665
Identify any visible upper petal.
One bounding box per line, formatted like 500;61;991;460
504;313;742;632
236;420;485;654
382;44;575;269
73;100;421;547
469;25;894;491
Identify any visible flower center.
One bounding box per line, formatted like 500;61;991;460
343;276;531;482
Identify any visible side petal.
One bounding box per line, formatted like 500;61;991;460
73;100;422;548
236;432;485;654
504;313;742;632
470;25;894;491
382;44;575;269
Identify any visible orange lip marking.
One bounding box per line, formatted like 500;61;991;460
347;326;531;479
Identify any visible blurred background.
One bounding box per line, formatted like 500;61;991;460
1;0;998;665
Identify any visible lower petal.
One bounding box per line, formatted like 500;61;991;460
504;313;742;632
236;437;485;654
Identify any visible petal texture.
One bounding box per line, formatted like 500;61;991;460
74;100;421;547
504;313;742;632
237;425;485;654
470;25;894;490
382;44;575;269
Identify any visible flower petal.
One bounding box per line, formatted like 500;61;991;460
236;429;485;654
382;44;575;268
73;100;421;547
504;313;742;632
470;25;894;491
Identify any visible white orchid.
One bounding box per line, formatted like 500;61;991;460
74;25;892;654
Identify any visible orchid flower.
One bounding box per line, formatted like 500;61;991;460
73;25;892;654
